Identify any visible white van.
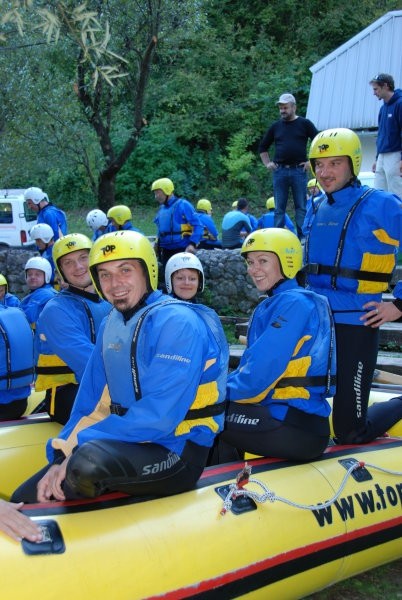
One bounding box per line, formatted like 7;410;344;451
0;189;37;247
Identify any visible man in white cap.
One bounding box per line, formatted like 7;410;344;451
258;93;318;239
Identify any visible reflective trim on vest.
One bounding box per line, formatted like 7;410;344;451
35;354;78;391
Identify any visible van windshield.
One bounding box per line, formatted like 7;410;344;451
0;202;13;224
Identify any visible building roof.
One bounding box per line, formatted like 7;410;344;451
306;11;402;131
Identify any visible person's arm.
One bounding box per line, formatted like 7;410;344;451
0;500;42;542
227;295;311;402
181;201;203;249
205;216;219;240
360;196;402;327
362;280;402;328
259;151;277;171
259;127;277;170
45;327;108;464
39;299;98;381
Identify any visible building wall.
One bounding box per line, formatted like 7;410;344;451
307;11;402;132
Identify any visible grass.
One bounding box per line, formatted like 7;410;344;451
305;559;402;599
67;203;231;238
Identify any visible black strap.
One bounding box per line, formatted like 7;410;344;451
62;291;96;344
110;400;227;420
305;188;376;290
275;375;337;389
36;365;74;375
184;401;226;420
0;321;11;390
159;231;190;238
130;300;177;399
302;263;392;283
0;367;34;381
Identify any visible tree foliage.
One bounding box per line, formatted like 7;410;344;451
0;0;399;211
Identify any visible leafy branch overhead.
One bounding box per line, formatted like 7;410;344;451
1;1;128;86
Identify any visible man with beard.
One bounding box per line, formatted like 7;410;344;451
259;93;318;239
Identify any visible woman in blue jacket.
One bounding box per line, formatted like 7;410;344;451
221;228;336;461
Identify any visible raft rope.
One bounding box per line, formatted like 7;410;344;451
220;462;402;516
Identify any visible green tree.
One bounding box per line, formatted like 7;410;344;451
0;1;167;209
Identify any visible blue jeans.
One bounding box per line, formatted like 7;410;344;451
273;166;307;238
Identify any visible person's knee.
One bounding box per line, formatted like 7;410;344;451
65;440;130;498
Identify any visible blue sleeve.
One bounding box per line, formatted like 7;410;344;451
205;216;219;239
46;334;107;462
5;294;21;308
393;281;402;300
227;296;312;402
180;201;203;245
21;297;39;325
39;300;96;381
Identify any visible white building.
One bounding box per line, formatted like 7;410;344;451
306;10;402;171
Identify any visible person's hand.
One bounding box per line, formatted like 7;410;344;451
372;161;377;173
360;301;402;328
302;161;311;172
0;500;42;542
185;243;197;254
37;460;69;502
266;161;277;171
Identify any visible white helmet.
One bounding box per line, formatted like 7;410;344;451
165;252;204;294
29;223;54;244
86;209;108;232
24;187;49;204
24;256;52;284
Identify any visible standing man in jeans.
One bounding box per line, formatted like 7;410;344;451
369;73;402;199
259;93;318;239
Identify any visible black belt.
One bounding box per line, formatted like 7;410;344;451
0;367;34;380
35;365;74;375
110;401;227;419
276;163;304;168
276;375;336;388
302;263;392;283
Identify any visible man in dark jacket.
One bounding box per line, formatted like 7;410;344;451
369;73;402;198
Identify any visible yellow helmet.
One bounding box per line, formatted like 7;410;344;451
307;179;318;189
0;274;8;291
266;196;275;210
89;230;158;297
52;233;92;281
232;200;238;208
309;128;362;177
107;205;132;226
196;198;212;212
151;178;174;196
241;228;302;279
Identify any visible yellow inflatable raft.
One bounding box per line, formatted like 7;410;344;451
0;390;400;600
